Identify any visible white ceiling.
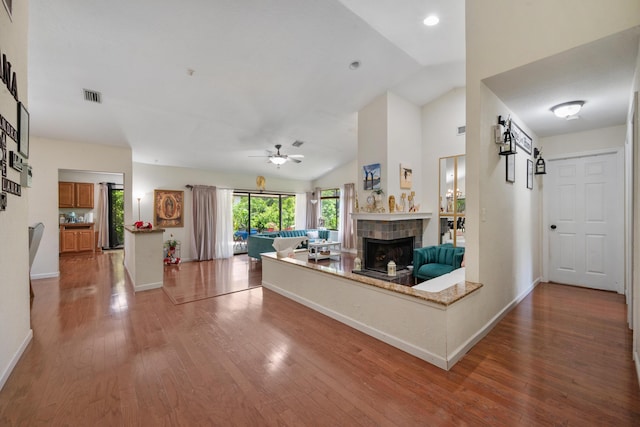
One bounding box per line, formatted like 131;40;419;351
27;1;638;182
484;27;640;138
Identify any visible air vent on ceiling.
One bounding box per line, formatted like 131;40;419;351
457;125;466;135
83;89;102;104
292;140;304;147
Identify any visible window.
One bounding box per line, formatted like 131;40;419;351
232;192;297;253
320;188;340;230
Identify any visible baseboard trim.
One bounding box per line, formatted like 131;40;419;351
446;277;541;369
30;271;59;280
263;280;448;370
134;281;163;292
0;329;33;391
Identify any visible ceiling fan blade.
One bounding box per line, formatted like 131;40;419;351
290;157;302;163
289;154;304;158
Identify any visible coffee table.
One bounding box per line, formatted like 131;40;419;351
308;240;341;262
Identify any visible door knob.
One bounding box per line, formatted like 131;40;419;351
550;225;557;230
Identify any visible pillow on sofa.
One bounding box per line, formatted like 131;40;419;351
307;230;319;240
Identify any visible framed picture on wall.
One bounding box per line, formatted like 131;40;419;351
153;189;184;227
362;163;381;190
17;102;29;159
400;163;412;189
527;159;533;189
511;120;532;155
506;154;515;183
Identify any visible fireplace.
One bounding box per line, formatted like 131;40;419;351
363;236;414;272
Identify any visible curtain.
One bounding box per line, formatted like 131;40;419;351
214;188;234;258
306;187;321;229
97;183;109;248
340;183;356;249
192;185;216;261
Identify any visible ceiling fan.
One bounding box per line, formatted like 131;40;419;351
250;144;304;167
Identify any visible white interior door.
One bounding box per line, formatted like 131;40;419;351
547;152;623;292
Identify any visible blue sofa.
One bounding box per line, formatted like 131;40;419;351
413;244;465;281
248;229;330;260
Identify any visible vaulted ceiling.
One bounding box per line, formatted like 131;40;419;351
27;1;638;181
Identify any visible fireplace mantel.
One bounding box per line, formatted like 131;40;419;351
351;212;432;221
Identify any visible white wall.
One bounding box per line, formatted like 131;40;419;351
312;159;357;190
631;38;640;380
387;91;423;204
28;138;133;278
421;87;467;245
133;162;312;261
357;92;388;199
0;0;31;391
541;125;626;157
464;0;640;356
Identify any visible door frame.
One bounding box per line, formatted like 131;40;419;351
541;147;625;293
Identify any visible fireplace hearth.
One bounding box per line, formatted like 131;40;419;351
363;237;414;272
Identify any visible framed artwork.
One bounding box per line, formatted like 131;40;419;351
527;159;533;189
400;163;412;189
17;102;29;158
2;0;11;20
154;189;184;227
511;121;532;155
506;154;515;183
362;163;381;190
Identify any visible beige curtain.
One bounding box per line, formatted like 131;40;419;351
97;183;109;248
192;185;216;261
306;188;320;229
340;183;356;249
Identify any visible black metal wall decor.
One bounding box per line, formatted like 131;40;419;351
1;51;19;102
0;131;6;177
0;113;17;142
2;177;20;196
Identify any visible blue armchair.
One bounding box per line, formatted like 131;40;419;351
413;244;465;281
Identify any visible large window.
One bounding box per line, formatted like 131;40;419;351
232;192;297;253
320;188;340;230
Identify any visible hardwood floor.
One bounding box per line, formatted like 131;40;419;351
1;251;638;425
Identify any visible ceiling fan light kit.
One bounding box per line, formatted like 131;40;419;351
249;144;304;168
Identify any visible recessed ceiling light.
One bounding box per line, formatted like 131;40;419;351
551;101;585;119
349;61;360;70
423;15;439;26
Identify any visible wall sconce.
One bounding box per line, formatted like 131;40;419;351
310;192;318;204
496;115;516;156
534;148;547;175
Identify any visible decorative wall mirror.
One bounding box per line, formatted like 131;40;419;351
439;155;465;247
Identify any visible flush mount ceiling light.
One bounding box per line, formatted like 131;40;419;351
423;15;439;26
551;101;585;119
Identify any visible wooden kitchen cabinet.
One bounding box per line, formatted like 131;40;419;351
58;182;94;209
58;182;75;208
60;223;95;254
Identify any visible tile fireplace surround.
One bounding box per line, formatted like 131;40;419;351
353;212;432;262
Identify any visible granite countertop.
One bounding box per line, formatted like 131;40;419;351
263;252;482;307
124;225;165;234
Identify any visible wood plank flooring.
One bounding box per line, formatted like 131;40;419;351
0;250;638;425
162;255;263;304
